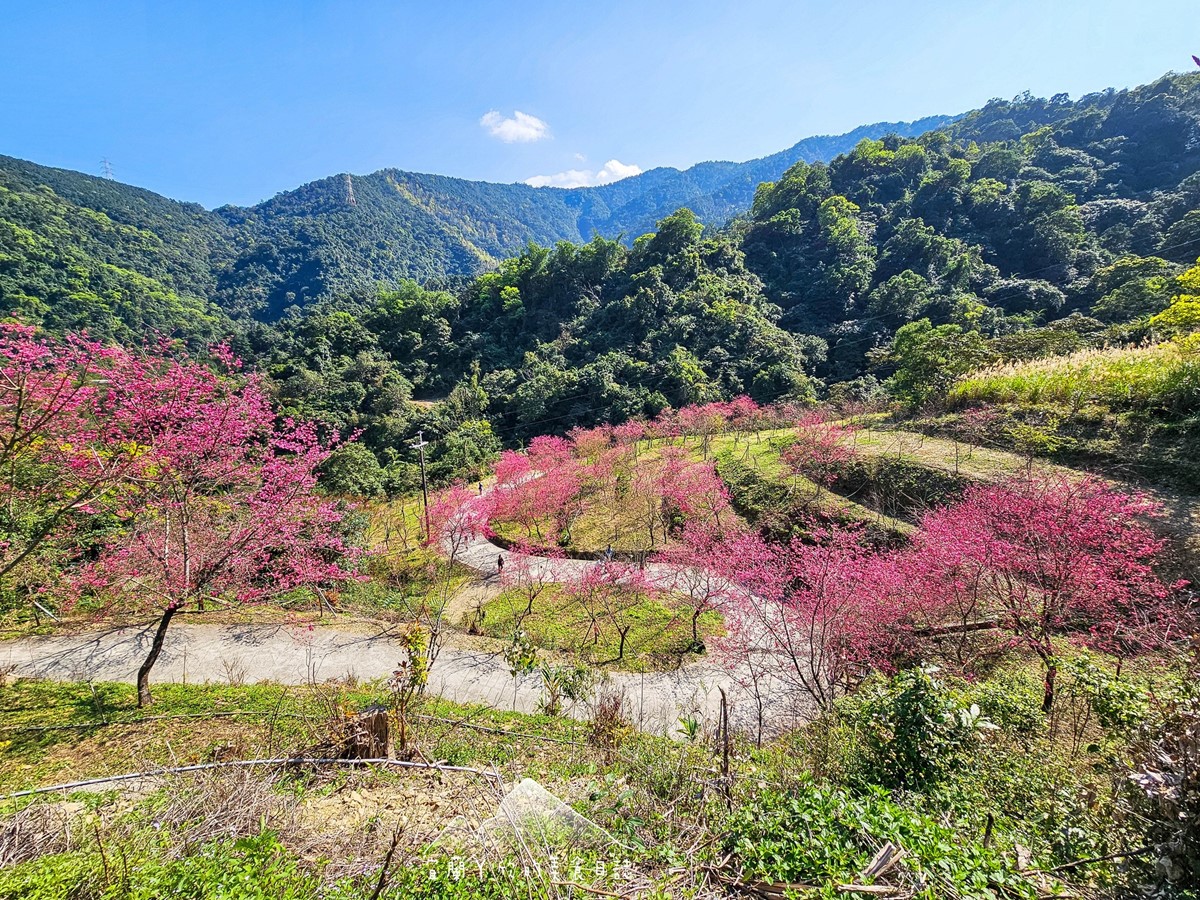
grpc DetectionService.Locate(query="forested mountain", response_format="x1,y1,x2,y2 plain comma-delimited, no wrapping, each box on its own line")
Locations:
739,72,1200,382
3,71,1200,487
0,155,235,343
548,114,956,241
1,115,950,322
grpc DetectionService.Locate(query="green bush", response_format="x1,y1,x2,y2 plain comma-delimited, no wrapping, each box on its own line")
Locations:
126,831,315,900
841,667,991,791
0,832,316,900
963,670,1046,735
0,852,94,900
723,782,1038,899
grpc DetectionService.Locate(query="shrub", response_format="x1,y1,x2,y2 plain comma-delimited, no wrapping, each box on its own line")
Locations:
723,781,1038,898
963,669,1046,735
841,667,992,791
1127,671,1200,889
0,831,316,900
0,852,93,900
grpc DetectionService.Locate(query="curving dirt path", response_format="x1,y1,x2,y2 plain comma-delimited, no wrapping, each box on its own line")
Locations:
11,431,1188,739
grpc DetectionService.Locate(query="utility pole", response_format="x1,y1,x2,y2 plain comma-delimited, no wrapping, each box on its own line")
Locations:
410,430,431,540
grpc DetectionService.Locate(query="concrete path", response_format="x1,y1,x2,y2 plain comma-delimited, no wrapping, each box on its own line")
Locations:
0,620,801,737
0,477,806,737
446,478,698,592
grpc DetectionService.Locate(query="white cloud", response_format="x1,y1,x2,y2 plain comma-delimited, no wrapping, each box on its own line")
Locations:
479,110,551,143
525,158,643,189
596,159,642,182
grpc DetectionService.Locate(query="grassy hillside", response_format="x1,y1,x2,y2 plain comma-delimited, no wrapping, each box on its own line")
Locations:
950,340,1200,413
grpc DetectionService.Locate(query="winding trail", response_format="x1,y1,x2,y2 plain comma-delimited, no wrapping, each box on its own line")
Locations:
0,620,768,736
10,430,1188,737
0,483,798,737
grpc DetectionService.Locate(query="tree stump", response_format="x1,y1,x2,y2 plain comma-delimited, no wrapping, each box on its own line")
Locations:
344,707,390,759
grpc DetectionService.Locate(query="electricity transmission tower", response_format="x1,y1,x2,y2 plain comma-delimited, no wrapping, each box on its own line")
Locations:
100,158,115,180
344,173,357,206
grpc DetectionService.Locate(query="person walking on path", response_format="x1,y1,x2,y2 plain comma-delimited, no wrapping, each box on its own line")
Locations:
496,553,504,577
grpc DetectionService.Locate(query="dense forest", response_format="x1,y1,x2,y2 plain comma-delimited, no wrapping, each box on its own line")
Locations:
3,72,1200,490
0,114,948,321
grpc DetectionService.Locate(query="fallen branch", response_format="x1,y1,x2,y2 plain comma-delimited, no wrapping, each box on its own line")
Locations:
707,841,908,899
368,827,404,900
1,756,502,801
861,842,905,880
913,619,999,637
708,869,816,899
549,881,623,898
1025,845,1156,875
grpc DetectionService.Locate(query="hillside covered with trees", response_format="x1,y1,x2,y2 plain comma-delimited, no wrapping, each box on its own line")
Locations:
0,115,949,321
4,61,1200,900
3,72,1200,493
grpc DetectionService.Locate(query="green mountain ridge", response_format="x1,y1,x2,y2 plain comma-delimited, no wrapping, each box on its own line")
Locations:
1,114,954,321
4,71,1200,489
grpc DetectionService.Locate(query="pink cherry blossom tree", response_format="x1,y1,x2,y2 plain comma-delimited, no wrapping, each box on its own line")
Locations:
780,412,859,498
657,520,741,647
658,449,733,537
72,346,357,705
914,474,1187,711
0,325,141,600
563,562,656,663
567,425,613,463
714,526,911,714
500,538,566,619
612,420,647,459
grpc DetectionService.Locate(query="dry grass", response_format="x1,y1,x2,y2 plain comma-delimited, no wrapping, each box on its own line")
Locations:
849,427,1035,483
0,800,85,867
948,340,1200,413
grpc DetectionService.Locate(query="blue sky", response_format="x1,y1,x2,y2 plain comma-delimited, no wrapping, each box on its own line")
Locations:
2,0,1197,208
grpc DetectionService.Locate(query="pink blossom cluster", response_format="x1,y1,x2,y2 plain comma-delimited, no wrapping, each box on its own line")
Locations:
479,422,733,553
709,473,1188,712
780,412,860,488
0,325,358,614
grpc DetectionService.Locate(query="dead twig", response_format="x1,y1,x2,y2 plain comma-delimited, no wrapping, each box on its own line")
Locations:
368,827,404,900
1,756,502,801
549,880,623,898
1025,845,1156,875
